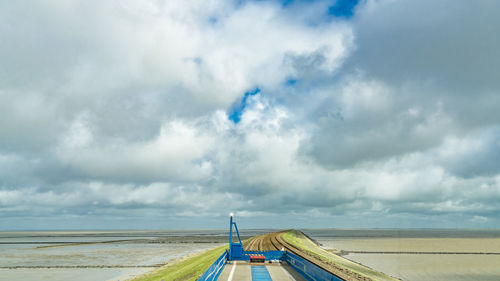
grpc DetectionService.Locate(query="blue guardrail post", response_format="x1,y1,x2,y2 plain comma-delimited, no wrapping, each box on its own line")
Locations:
228,213,244,260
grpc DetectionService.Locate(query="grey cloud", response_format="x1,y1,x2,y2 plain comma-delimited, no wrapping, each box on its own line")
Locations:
295,0,500,169
297,80,452,167
348,0,500,93
2,0,500,229
438,129,500,178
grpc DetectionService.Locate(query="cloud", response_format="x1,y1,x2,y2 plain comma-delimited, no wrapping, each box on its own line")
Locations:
437,130,500,178
347,0,500,93
55,116,215,183
1,0,500,229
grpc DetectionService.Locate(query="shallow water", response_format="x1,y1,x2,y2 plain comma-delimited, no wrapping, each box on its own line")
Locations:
346,253,500,281
321,237,500,252
304,229,500,281
0,268,152,281
0,230,231,281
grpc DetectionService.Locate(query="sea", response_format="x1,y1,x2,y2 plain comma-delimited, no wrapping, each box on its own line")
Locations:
303,229,500,281
1,229,500,281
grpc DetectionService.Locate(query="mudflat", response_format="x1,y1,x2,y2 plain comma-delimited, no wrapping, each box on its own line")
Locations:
313,232,500,281
0,230,231,281
322,238,500,252
346,253,500,281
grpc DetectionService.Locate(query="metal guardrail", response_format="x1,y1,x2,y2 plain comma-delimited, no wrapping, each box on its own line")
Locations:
198,250,228,281
285,251,343,281
199,249,344,281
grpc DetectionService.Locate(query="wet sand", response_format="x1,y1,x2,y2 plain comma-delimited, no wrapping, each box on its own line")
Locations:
346,253,500,281
321,238,500,253
0,268,152,281
314,233,500,281
0,230,232,281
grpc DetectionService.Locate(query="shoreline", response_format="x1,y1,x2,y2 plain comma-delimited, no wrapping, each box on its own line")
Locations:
2,229,500,281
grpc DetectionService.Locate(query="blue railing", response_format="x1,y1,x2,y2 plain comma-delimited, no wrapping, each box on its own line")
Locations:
199,249,345,281
285,251,343,281
198,250,228,281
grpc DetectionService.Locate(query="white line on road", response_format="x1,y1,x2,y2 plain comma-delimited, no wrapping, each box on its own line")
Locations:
227,262,237,281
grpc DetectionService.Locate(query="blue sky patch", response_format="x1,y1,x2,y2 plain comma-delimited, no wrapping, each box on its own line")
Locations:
228,88,261,123
328,0,359,18
286,78,298,86
238,0,360,22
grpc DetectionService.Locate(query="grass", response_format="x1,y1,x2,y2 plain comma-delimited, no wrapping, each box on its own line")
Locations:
131,245,227,281
282,230,398,281
130,230,397,281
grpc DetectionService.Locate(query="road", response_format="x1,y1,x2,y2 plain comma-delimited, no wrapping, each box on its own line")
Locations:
217,261,305,281
242,230,373,281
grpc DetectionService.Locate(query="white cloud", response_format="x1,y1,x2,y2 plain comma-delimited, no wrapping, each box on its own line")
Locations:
1,0,500,229
56,118,216,182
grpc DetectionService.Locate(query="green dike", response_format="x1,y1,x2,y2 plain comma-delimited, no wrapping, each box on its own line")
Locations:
131,245,227,281
282,230,398,281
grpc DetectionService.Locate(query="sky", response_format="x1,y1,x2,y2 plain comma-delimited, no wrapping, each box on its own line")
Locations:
1,0,500,230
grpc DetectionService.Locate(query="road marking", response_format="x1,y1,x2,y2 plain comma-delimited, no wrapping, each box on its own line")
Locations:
227,262,236,281
251,266,272,281
280,265,297,281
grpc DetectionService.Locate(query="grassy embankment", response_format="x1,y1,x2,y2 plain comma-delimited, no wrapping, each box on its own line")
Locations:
132,230,397,281
282,230,398,281
131,245,227,281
